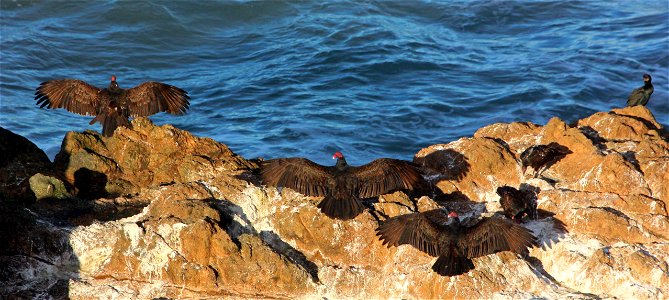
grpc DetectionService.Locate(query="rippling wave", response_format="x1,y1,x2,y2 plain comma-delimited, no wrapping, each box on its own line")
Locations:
1,1,667,165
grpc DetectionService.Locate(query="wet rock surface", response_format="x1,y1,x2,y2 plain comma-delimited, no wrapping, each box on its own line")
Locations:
1,108,667,299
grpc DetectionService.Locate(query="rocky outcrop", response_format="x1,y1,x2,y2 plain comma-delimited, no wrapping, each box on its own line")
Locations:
53,118,256,198
0,126,53,201
1,107,667,299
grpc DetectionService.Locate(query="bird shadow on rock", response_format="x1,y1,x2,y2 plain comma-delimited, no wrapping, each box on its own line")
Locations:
212,198,321,283
621,151,643,174
578,126,608,152
517,183,567,249
413,149,471,182
28,195,148,227
524,209,569,250
27,169,145,226
28,167,147,227
542,143,572,171
73,168,111,200
488,137,513,153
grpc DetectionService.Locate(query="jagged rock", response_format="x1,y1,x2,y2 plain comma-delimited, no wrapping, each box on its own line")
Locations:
53,117,256,198
1,107,668,299
474,121,542,154
68,191,316,298
0,126,53,201
0,202,76,299
576,106,663,142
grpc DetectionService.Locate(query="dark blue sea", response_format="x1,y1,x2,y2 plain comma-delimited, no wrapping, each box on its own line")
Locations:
1,1,668,165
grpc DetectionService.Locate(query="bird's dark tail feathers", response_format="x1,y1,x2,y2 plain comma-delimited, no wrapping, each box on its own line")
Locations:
90,109,131,137
432,254,475,277
317,194,365,220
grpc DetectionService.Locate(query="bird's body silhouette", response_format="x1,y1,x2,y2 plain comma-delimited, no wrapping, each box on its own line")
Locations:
376,209,538,276
497,186,537,222
260,152,424,220
35,75,189,137
520,142,572,178
627,74,653,107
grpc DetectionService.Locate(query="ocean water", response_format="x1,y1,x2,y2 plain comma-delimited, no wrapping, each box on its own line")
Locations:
1,0,667,165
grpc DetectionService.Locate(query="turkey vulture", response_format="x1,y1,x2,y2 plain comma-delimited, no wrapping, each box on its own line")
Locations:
497,186,537,222
260,151,424,220
627,73,653,107
35,75,190,137
376,209,537,276
520,142,571,178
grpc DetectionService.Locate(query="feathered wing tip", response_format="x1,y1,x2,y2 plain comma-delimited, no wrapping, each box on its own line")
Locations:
375,217,404,248
432,254,475,277
546,142,573,155
317,194,365,220
507,223,539,256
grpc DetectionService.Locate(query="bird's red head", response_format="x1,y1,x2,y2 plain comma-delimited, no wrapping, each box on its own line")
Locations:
111,75,117,82
332,151,344,160
448,211,459,218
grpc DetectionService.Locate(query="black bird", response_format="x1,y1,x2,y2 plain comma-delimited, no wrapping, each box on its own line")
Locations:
497,186,537,222
35,75,190,137
376,209,538,276
260,151,424,220
520,142,572,178
627,73,653,107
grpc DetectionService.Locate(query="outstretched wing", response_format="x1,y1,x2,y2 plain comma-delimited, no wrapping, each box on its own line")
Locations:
376,209,448,257
350,158,423,198
260,158,333,197
458,217,537,258
34,79,102,116
123,82,190,117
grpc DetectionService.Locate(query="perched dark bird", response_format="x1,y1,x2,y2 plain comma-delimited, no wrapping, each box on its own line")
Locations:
376,209,537,276
35,75,190,137
497,186,537,222
260,151,424,220
627,73,653,107
520,142,572,178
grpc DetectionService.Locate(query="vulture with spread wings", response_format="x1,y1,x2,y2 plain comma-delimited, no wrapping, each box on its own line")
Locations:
376,209,537,276
260,151,424,220
35,75,190,137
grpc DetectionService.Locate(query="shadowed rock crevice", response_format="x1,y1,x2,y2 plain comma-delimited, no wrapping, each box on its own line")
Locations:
216,199,321,283
74,168,110,199
620,151,643,174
